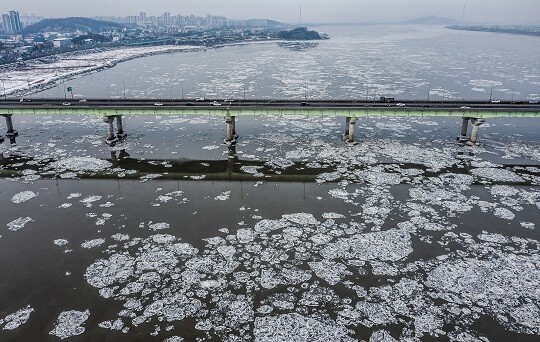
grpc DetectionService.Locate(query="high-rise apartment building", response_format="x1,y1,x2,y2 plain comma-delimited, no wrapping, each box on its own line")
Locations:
2,10,22,33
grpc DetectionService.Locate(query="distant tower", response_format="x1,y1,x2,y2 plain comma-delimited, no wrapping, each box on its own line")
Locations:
299,6,302,25
461,3,466,23
2,10,22,33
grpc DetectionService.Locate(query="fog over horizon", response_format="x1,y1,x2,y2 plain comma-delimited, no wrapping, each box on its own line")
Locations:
2,0,540,25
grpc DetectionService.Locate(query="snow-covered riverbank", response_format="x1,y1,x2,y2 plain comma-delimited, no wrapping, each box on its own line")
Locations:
0,45,202,97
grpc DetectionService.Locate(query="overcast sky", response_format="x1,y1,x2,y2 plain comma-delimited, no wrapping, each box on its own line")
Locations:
2,0,539,25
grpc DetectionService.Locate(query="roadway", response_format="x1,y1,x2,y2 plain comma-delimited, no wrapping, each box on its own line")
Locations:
1,98,539,118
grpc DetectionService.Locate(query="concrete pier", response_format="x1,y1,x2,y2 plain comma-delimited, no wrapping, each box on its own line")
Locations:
0,134,4,143
347,117,357,143
460,118,469,140
469,119,485,144
103,116,118,144
345,117,351,136
115,115,126,138
3,114,18,137
225,116,237,143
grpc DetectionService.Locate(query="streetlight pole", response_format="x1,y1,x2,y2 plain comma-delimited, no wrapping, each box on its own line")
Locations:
427,82,431,101
123,81,126,99
243,84,246,100
107,86,110,102
489,86,493,101
170,85,174,102
365,84,368,101
304,83,307,101
511,88,515,102
181,80,184,100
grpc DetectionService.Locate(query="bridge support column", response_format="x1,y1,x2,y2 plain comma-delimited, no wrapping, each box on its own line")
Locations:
103,116,118,144
459,117,469,141
347,117,357,143
345,117,351,136
115,115,126,138
469,119,484,144
3,114,18,137
225,116,237,143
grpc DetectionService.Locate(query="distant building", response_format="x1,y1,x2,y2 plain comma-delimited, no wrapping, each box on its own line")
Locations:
2,10,22,33
53,38,72,48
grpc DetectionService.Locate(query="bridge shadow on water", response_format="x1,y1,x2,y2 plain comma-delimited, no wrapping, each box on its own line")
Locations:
1,141,538,185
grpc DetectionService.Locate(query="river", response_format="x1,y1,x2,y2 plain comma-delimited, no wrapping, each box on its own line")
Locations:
1,25,539,341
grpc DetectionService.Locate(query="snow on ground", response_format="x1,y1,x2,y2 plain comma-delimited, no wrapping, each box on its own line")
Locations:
1,45,199,96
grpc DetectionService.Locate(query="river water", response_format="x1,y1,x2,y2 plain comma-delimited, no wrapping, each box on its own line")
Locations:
1,25,540,341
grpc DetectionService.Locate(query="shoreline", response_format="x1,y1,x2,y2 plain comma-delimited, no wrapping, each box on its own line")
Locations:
2,39,286,98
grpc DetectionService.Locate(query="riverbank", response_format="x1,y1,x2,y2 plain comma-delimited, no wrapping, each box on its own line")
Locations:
1,39,287,98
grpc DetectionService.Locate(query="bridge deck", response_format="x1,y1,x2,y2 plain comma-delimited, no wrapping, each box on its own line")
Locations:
1,99,539,119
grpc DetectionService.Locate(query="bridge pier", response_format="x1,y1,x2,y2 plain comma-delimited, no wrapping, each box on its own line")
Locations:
346,117,357,143
3,114,18,138
345,117,351,136
459,117,470,141
103,116,118,144
469,119,484,144
115,115,126,138
225,116,237,143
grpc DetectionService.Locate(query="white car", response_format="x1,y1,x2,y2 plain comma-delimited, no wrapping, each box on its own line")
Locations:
154,102,163,106
460,106,471,109
62,102,71,106
79,99,87,102
396,103,406,107
212,101,222,106
196,97,205,101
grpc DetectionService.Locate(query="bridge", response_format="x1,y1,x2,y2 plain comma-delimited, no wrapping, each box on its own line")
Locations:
1,98,539,145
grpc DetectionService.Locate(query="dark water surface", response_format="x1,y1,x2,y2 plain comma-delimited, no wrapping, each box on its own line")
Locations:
1,25,540,341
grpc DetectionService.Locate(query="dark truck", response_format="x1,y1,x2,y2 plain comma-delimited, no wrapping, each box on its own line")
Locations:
379,96,395,103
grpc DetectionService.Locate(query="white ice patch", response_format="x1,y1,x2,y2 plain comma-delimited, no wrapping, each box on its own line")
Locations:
2,306,34,330
321,229,412,261
202,145,220,150
149,222,170,231
7,217,33,231
282,213,319,225
51,157,112,172
309,260,352,285
471,168,524,183
493,207,515,220
80,196,102,208
254,314,354,341
214,191,231,201
322,212,345,219
81,239,106,249
49,310,90,339
11,191,38,204
54,239,69,246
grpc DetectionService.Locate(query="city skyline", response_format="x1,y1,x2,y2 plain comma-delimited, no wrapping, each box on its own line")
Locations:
1,0,540,25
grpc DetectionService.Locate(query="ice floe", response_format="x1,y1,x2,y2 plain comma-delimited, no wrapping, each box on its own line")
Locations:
11,191,38,204
49,310,90,339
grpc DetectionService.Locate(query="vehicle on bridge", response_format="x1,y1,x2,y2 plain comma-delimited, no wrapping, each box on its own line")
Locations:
379,96,395,103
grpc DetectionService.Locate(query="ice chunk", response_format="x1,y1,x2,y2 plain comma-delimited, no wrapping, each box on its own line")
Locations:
49,310,90,339
7,217,33,231
11,191,38,204
51,157,112,172
254,314,354,341
2,306,34,331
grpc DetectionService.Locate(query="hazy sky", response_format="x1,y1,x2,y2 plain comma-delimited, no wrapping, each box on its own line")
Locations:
1,0,539,25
